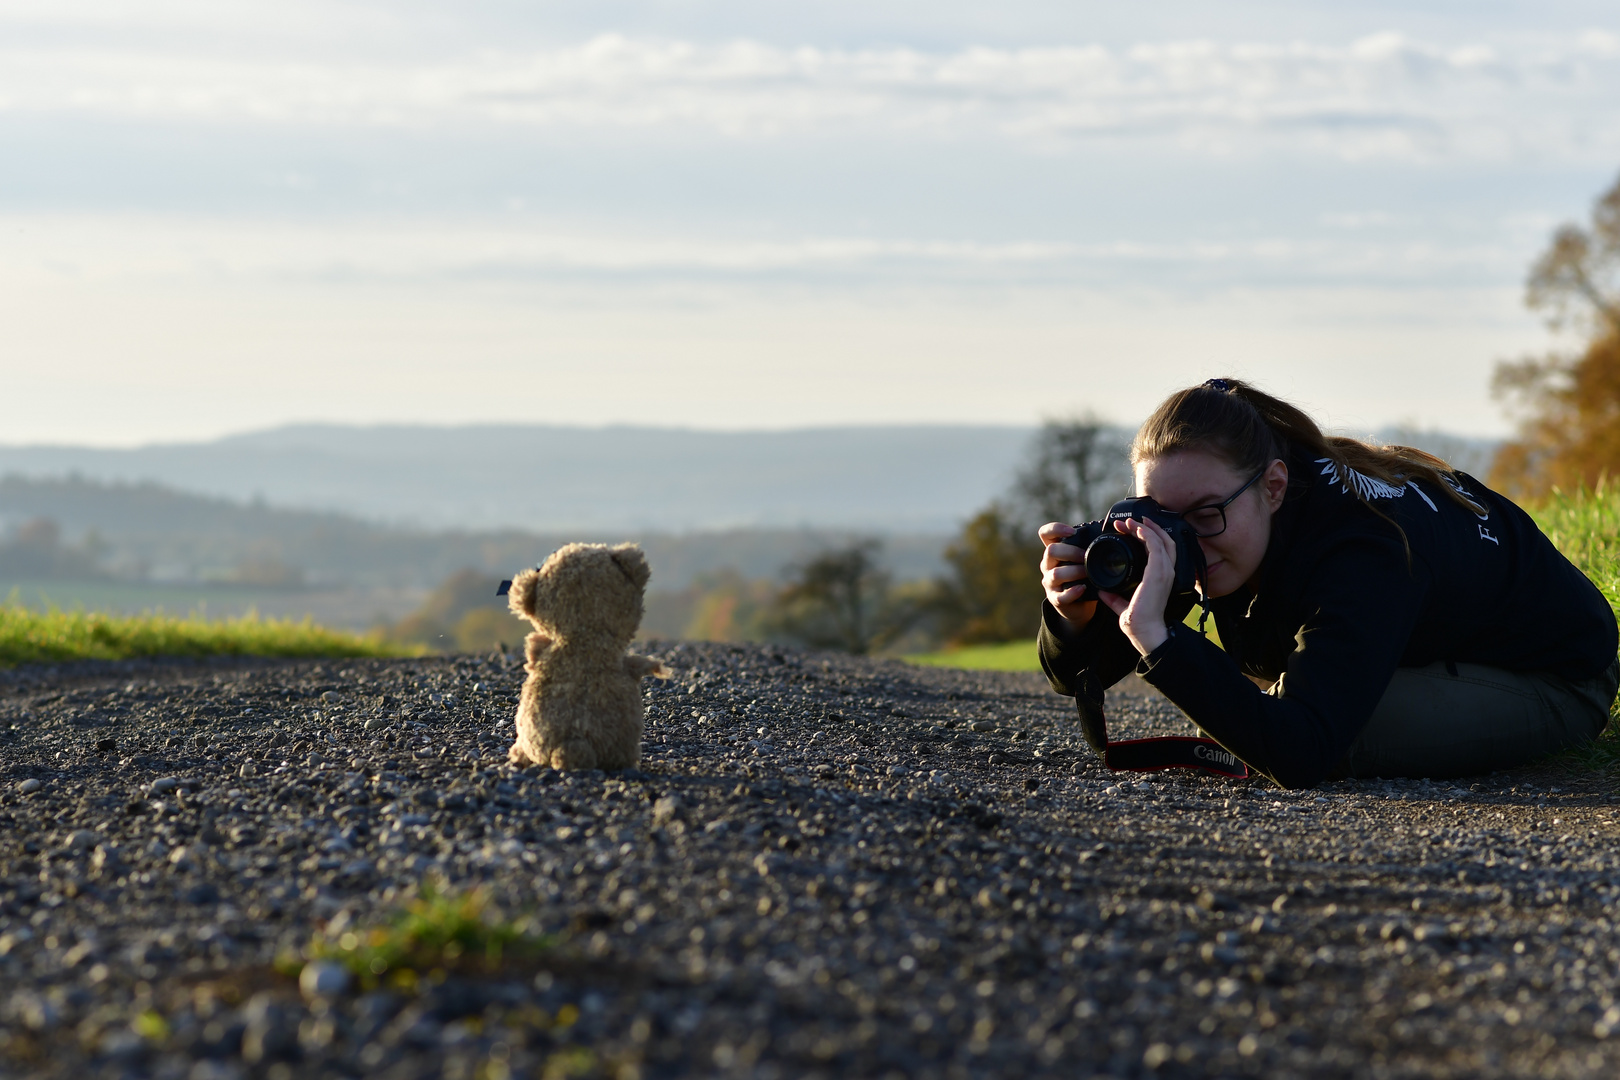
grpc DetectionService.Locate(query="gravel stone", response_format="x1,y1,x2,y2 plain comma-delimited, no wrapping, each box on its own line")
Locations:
299,960,351,1000
0,645,1618,1078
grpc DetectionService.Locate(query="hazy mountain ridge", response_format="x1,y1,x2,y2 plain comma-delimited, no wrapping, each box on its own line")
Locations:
0,474,954,592
0,422,1500,606
0,423,1038,533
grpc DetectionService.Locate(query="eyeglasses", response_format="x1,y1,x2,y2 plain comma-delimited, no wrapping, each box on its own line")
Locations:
1177,468,1266,538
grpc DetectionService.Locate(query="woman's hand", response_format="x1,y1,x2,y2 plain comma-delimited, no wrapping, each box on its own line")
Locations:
1039,522,1097,628
1096,516,1177,656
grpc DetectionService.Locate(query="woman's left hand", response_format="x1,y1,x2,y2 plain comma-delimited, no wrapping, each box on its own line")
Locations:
1096,516,1177,656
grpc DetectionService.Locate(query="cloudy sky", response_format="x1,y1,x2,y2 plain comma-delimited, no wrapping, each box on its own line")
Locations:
3,0,1618,445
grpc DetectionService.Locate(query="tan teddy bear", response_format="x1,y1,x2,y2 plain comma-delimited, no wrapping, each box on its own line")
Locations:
505,542,669,771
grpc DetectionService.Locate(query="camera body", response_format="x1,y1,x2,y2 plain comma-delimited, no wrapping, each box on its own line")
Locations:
1066,496,1206,599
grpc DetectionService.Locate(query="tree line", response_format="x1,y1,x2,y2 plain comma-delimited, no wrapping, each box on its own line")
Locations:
713,416,1132,655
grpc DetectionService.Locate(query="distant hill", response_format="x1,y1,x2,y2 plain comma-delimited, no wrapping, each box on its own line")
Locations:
0,474,955,591
0,422,1497,536
0,424,1039,533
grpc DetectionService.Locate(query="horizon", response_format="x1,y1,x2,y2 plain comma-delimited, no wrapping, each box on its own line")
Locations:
0,416,1508,454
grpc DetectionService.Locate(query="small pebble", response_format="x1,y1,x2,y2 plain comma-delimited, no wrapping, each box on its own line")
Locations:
149,777,180,794
17,778,41,794
65,830,100,853
300,960,352,1000
240,762,257,778
652,795,682,825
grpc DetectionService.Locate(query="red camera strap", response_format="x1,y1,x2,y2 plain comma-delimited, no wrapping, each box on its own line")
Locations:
1102,734,1250,779
1074,673,1251,780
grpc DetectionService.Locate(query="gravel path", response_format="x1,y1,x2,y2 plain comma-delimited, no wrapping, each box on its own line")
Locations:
1,642,1618,1079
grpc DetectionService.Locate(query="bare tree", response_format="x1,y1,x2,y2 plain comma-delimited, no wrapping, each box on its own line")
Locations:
766,541,915,655
1013,413,1129,526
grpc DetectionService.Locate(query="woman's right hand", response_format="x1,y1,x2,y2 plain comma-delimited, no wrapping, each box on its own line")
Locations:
1039,522,1097,628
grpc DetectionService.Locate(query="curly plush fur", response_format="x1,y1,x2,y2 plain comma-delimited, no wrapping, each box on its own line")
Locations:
505,542,669,771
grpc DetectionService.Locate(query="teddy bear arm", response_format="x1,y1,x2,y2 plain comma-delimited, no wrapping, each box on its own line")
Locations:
624,654,671,680
524,631,554,666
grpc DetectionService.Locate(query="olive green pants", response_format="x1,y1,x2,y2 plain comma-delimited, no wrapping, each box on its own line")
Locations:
1324,656,1620,781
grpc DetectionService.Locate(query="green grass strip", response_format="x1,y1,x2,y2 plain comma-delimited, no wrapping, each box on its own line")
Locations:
906,639,1043,672
0,603,407,668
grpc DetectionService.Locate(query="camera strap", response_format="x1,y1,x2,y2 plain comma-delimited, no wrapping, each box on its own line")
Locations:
1064,511,1244,778
1074,672,1251,780
1101,734,1250,779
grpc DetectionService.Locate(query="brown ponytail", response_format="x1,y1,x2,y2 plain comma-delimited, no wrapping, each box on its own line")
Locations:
1132,378,1486,558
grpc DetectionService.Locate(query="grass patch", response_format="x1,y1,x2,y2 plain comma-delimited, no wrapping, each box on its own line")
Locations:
1529,482,1620,625
906,639,1041,672
906,609,1216,672
0,602,406,667
1528,482,1620,769
292,885,554,992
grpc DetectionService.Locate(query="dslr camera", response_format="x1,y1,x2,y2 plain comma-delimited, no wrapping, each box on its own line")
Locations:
1063,496,1207,599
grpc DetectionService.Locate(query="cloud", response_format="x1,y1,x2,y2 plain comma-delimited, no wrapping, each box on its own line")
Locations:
0,31,1616,162
0,212,1529,291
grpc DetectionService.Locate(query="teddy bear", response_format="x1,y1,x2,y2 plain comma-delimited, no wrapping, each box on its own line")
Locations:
504,542,669,771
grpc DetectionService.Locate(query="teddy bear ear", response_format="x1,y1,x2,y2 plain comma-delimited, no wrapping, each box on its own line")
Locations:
507,568,542,620
608,544,651,590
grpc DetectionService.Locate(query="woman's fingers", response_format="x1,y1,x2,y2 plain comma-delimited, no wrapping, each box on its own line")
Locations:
1038,522,1081,574
1041,541,1085,573
1038,521,1076,545
1096,589,1129,617
1043,563,1082,592
1110,516,1176,656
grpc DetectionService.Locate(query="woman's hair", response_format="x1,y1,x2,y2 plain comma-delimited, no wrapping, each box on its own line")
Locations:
1132,377,1484,555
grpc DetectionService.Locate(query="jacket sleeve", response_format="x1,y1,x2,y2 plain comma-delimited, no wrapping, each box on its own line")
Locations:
1038,593,1198,751
1136,534,1428,789
1037,600,1140,698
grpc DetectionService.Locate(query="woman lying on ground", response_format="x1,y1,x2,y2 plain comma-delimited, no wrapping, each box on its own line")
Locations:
1037,378,1619,789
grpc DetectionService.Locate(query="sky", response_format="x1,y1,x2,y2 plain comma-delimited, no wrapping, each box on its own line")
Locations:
3,1,1618,445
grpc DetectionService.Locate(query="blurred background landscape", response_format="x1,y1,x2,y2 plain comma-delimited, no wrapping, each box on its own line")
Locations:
0,419,1503,656
2,1,1617,664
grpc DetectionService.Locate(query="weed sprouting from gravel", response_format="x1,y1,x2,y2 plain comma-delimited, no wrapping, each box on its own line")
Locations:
294,884,554,990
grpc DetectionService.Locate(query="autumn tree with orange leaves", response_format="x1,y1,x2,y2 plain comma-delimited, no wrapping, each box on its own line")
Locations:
1490,172,1620,499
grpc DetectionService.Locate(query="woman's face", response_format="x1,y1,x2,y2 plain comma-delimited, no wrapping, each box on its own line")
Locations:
1135,449,1289,598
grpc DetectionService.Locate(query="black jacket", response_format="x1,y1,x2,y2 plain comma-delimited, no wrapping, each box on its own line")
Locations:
1037,453,1618,789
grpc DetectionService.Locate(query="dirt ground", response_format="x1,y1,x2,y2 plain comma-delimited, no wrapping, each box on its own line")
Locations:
1,642,1617,1079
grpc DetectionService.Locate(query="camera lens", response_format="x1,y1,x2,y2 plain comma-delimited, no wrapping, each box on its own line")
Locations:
1084,534,1144,591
